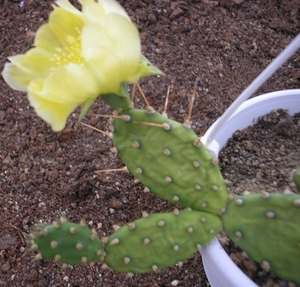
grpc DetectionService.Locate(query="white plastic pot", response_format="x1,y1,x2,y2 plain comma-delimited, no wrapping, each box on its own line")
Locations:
200,89,300,287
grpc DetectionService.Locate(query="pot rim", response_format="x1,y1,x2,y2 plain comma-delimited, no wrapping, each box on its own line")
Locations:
202,89,300,157
200,89,300,287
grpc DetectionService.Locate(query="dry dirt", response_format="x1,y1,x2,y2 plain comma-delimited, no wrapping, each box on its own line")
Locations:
0,0,300,286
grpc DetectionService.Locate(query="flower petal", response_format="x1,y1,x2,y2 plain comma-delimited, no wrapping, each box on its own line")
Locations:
83,44,122,94
28,79,79,131
2,61,29,92
33,7,84,56
55,0,82,16
2,48,61,92
33,24,61,55
30,64,100,105
82,14,140,86
127,54,165,83
78,0,94,9
46,7,84,49
81,2,106,23
101,0,131,21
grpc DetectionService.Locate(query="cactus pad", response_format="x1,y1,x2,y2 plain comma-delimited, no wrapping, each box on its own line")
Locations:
28,216,104,265
104,210,222,273
222,193,300,284
113,108,228,214
292,167,300,191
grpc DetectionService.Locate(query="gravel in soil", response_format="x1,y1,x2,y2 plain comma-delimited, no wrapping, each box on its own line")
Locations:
1,0,300,286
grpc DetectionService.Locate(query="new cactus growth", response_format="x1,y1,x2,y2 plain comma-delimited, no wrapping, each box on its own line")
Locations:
222,193,300,284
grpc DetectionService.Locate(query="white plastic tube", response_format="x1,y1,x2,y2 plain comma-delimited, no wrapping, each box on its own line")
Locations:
204,33,300,149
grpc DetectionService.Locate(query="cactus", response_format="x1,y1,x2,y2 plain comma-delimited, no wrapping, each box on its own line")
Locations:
112,108,228,214
29,211,221,273
222,193,300,284
26,92,300,284
3,0,299,283
28,216,104,266
28,193,300,284
104,210,221,273
292,166,300,191
24,87,300,284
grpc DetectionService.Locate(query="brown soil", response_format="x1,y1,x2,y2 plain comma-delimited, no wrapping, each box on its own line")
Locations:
0,0,299,287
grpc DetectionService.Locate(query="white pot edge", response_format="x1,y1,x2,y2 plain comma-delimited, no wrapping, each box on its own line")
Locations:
200,89,300,287
202,89,300,154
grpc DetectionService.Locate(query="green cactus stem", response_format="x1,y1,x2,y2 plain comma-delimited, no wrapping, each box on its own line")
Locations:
221,193,300,285
292,166,300,191
104,209,222,273
112,108,228,214
101,83,131,111
28,216,104,266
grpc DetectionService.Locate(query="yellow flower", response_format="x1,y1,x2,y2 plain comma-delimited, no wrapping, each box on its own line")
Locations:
2,0,163,131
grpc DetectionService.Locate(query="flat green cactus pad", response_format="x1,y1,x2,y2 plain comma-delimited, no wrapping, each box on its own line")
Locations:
222,193,300,285
104,210,222,273
29,217,104,265
113,109,228,214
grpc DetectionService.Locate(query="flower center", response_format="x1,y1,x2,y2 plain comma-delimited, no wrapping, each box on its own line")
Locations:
51,27,83,67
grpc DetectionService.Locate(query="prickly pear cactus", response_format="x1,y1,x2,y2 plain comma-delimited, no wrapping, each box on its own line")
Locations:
112,108,228,214
221,193,300,285
28,216,104,265
104,210,222,273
